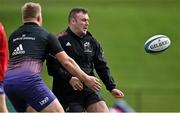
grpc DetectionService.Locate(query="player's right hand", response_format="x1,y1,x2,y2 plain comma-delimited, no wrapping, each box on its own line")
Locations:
69,77,83,91
111,88,124,98
84,76,101,92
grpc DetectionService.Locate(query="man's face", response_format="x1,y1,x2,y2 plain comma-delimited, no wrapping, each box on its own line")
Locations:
72,12,89,37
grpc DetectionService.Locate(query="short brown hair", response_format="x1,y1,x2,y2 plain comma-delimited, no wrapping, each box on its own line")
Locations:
68,7,88,23
22,2,41,20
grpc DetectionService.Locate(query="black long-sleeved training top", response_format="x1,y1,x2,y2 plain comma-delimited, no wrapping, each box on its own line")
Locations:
46,27,116,92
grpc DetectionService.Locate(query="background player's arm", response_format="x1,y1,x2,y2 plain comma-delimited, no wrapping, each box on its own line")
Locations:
48,34,101,92
94,41,116,92
46,53,83,91
93,40,124,98
46,53,72,82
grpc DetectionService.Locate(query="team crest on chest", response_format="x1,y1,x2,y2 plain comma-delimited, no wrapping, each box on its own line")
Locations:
84,42,92,52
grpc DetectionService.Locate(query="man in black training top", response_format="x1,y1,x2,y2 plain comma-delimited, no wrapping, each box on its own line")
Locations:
46,7,124,112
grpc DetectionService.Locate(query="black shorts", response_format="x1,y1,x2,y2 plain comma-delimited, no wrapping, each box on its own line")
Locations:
53,87,104,112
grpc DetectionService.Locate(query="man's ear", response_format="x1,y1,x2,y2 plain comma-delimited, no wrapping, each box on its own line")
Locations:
37,15,40,22
71,18,76,24
37,15,42,26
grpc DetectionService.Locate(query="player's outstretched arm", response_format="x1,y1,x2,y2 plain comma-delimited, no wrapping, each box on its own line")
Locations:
55,51,101,92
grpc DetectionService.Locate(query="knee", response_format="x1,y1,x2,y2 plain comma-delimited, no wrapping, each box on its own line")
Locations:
87,101,109,112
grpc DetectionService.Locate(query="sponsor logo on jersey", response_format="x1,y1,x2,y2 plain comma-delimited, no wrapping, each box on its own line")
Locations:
12,44,25,55
13,34,35,42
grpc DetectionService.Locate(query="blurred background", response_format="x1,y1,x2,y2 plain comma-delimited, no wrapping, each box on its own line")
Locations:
1,0,180,112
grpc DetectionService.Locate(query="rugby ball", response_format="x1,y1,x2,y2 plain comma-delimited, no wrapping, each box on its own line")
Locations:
144,35,171,53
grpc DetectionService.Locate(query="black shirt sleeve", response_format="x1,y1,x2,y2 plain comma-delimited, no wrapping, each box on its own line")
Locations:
46,53,72,82
93,39,116,92
46,34,72,83
47,33,64,55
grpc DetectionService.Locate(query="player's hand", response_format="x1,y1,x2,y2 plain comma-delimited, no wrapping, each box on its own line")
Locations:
111,88,124,98
84,76,101,92
69,77,83,91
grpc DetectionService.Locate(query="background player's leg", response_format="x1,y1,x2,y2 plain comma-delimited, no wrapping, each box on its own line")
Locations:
26,105,36,112
66,102,85,112
86,100,109,112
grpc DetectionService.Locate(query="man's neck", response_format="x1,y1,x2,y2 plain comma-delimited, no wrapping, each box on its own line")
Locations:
69,26,84,38
23,19,41,26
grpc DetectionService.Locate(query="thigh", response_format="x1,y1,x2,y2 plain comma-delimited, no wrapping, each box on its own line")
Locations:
41,98,64,112
6,93,28,112
65,102,85,112
24,77,57,112
26,105,36,112
84,91,109,112
0,81,8,112
26,99,64,112
86,100,109,112
4,82,28,112
0,93,8,112
4,74,58,112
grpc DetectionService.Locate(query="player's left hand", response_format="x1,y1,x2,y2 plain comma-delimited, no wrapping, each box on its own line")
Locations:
111,88,124,98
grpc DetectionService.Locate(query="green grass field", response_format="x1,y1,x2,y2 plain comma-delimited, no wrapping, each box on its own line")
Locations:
1,0,180,112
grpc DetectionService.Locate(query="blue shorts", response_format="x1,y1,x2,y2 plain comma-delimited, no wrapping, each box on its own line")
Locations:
0,81,4,94
4,71,56,112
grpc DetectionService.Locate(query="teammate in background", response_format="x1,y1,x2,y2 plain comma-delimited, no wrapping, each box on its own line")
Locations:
0,22,9,113
46,7,124,112
3,3,101,112
109,99,136,113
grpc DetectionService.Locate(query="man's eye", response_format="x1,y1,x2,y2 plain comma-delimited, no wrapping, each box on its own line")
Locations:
82,19,88,22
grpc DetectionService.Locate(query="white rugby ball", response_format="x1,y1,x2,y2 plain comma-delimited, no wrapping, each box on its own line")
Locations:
144,35,171,53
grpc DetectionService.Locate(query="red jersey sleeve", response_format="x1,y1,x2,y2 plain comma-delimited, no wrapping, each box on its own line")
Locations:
0,23,8,81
